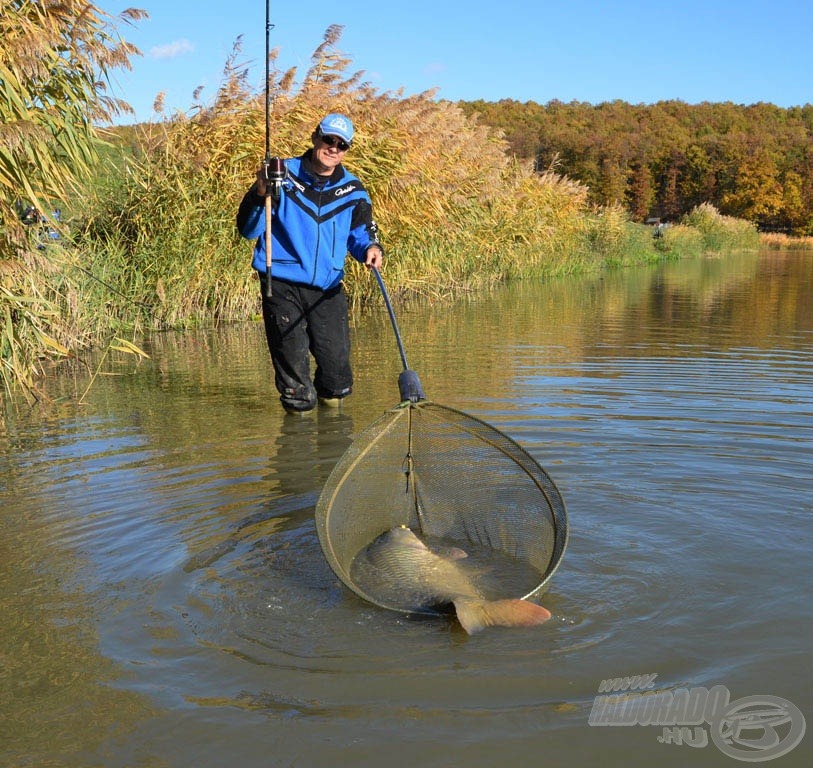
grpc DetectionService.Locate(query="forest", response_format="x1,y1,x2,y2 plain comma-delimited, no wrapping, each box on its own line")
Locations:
459,99,813,234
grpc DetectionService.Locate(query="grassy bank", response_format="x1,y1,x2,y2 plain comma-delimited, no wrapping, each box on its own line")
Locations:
2,28,759,403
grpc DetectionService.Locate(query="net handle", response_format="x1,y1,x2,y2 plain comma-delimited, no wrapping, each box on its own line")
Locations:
372,267,425,402
372,266,409,370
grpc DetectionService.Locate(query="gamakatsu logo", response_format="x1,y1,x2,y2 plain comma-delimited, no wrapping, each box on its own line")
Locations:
589,673,806,761
334,184,355,197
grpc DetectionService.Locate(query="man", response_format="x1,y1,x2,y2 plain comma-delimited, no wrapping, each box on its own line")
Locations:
237,113,384,413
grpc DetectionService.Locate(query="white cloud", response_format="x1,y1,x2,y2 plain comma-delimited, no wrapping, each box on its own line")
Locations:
149,39,194,60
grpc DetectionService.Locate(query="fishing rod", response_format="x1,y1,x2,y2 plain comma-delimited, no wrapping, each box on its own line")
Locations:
263,0,284,298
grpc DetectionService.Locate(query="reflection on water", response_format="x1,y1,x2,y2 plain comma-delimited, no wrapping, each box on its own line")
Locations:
1,251,812,767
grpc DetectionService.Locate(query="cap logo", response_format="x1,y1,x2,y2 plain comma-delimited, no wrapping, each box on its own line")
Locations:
325,116,350,134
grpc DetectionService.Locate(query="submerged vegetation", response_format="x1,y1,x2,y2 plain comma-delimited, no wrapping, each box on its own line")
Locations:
2,13,761,403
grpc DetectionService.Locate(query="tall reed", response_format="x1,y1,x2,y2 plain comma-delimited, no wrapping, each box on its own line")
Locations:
1,3,147,402
759,232,813,250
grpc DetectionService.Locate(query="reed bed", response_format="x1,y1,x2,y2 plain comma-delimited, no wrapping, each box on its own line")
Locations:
759,232,813,250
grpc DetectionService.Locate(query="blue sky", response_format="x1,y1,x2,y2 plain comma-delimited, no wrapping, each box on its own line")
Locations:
99,0,812,124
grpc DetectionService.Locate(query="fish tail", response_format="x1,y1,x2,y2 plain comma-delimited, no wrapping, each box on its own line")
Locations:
453,598,552,635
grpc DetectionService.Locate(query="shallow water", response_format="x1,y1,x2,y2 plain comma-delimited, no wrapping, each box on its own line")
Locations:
2,250,811,767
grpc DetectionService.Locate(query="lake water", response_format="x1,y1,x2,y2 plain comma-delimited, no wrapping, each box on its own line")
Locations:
2,250,811,767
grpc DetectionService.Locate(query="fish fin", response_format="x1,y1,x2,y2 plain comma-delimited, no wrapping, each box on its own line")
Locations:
453,598,552,635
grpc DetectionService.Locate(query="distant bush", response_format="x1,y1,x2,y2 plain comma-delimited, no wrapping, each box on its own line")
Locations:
681,203,760,252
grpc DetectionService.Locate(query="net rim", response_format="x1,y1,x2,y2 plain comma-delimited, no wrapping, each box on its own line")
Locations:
315,400,568,614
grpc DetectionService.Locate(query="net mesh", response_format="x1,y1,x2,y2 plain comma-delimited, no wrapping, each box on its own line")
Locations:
315,401,568,613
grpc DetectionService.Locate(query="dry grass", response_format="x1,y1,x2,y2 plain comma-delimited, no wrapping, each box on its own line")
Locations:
759,232,813,250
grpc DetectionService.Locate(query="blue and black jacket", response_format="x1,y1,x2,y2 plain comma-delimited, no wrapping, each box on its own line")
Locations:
236,150,382,290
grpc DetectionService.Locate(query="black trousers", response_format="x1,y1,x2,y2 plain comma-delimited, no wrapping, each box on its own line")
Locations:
261,278,353,411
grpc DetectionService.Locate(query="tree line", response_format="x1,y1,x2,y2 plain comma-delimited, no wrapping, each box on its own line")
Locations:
459,99,813,235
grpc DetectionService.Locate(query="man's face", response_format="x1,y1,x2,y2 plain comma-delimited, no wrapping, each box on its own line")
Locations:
311,131,349,175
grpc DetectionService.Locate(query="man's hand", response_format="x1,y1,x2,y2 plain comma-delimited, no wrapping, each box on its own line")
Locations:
364,246,384,269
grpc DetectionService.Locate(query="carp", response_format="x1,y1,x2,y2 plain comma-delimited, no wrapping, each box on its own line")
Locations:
358,526,551,634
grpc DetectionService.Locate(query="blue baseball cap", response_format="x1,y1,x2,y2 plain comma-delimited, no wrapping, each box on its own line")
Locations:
318,113,354,144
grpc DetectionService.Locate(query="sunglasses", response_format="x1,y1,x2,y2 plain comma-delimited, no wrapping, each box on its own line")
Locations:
319,134,350,152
